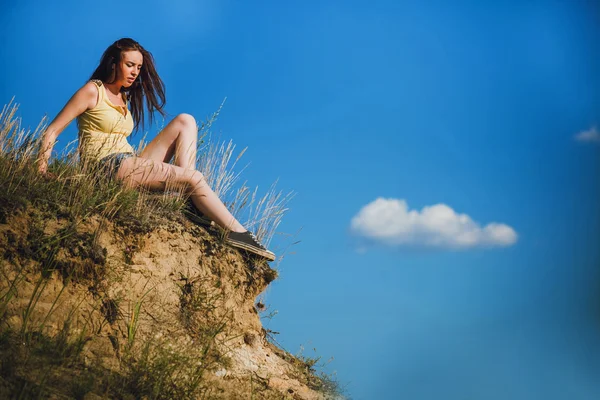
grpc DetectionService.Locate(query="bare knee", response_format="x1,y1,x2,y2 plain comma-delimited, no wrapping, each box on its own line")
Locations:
174,113,197,130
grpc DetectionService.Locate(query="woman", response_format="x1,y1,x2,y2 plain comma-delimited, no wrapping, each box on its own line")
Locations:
36,38,275,261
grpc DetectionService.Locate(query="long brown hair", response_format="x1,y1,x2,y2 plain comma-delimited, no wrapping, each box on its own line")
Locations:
90,38,166,132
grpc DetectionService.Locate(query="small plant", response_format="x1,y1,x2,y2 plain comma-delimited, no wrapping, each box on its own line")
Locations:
264,337,349,400
117,336,210,400
19,273,51,340
176,274,221,328
125,284,154,349
0,301,93,399
0,266,27,322
175,273,233,371
294,346,348,399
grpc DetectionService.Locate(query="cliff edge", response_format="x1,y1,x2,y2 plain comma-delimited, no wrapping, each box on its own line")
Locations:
0,101,341,399
0,206,335,399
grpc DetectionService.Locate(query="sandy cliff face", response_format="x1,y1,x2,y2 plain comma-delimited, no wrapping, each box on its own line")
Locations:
0,209,325,399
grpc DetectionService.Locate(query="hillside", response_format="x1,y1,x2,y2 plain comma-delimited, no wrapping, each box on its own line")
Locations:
0,101,342,399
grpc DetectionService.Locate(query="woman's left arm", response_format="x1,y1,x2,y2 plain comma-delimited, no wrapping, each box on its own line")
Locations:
37,82,97,174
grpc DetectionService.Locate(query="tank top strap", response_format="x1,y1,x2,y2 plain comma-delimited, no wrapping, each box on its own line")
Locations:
90,79,105,102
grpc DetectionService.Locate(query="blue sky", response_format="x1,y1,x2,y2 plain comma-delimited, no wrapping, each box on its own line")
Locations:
1,1,599,399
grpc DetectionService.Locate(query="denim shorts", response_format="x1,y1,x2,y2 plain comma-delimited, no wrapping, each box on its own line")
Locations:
97,152,134,179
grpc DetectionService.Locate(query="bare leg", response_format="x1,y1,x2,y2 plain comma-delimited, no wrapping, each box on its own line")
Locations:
119,113,245,232
116,157,246,232
139,113,197,169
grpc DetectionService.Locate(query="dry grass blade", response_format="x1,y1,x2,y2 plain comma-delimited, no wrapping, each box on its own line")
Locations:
197,136,248,199
196,133,296,247
0,98,296,254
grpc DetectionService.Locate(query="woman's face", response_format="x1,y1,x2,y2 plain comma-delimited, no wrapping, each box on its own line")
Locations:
116,50,143,88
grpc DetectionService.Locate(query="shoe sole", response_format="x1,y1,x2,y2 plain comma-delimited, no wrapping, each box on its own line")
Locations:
226,239,276,262
183,210,214,227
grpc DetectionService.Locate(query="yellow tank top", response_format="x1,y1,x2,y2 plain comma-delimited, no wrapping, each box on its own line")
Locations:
77,79,135,161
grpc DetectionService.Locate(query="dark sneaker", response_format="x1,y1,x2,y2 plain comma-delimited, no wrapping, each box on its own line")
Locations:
182,199,214,227
227,231,276,261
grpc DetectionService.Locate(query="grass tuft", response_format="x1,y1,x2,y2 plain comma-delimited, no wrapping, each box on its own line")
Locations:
0,98,324,399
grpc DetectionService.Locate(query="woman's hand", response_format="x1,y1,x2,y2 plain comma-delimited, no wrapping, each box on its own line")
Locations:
42,171,58,180
37,162,57,180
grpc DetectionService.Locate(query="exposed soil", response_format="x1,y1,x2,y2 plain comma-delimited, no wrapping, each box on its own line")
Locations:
0,208,329,399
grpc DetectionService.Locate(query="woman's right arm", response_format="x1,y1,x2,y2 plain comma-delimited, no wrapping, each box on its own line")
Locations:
37,82,99,174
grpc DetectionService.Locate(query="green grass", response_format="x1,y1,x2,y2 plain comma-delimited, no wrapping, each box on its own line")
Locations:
0,324,217,400
0,98,348,399
0,97,294,251
263,336,350,400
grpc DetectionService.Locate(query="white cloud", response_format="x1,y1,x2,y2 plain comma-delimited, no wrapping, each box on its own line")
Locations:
574,126,600,143
350,198,517,250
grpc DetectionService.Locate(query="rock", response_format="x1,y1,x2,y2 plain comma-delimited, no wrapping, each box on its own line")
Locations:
215,368,227,378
